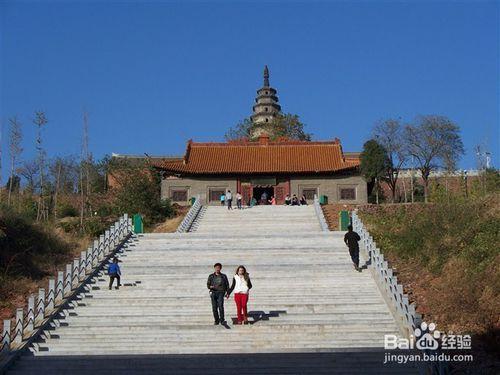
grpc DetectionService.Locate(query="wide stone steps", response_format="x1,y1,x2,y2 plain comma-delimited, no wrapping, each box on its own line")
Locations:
6,205,417,374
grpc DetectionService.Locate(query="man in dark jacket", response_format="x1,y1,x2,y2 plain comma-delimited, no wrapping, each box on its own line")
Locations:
207,263,230,325
344,225,361,271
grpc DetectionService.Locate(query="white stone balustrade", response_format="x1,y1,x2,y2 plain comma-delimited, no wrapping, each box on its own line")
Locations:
351,211,420,337
0,214,132,355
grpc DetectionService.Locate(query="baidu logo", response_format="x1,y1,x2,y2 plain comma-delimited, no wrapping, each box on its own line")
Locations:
384,322,441,350
414,322,440,350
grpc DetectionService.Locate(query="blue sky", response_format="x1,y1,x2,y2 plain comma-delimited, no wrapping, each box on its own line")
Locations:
0,0,498,181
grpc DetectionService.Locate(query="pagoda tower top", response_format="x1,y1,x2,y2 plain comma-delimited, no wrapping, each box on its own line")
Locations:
250,66,282,137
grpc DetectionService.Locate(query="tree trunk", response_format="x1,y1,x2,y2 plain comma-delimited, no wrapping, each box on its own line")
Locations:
422,175,429,203
402,177,408,203
8,157,14,205
390,180,397,203
411,174,414,203
375,177,379,204
80,164,84,228
54,163,62,219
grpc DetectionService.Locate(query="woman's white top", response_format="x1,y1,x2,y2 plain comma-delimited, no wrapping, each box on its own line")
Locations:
233,274,249,294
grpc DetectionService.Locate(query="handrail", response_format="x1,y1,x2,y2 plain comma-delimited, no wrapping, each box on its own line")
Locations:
313,194,329,232
176,195,202,233
351,210,420,338
0,214,133,366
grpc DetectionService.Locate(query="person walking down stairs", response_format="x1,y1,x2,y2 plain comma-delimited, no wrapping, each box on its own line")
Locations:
344,225,361,272
226,265,253,325
108,257,121,290
207,263,230,325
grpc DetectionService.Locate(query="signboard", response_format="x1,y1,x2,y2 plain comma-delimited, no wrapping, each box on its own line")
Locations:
251,177,276,186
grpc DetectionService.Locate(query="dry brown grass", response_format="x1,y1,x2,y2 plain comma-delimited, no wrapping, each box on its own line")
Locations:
151,206,188,233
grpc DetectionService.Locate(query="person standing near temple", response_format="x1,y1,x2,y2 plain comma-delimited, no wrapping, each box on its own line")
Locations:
236,191,243,209
207,263,230,325
226,190,233,210
300,195,307,205
220,192,226,206
344,225,361,271
227,265,253,325
261,191,268,205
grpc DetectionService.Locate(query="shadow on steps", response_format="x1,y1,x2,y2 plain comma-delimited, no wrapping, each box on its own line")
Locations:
6,351,421,374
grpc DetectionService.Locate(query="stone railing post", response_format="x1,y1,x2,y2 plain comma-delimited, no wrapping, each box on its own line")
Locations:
2,320,11,352
80,251,87,280
26,295,35,333
13,308,23,345
47,278,55,311
35,289,45,325
64,264,73,296
56,271,64,303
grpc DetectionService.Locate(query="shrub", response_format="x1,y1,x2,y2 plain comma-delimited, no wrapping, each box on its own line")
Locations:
83,217,108,237
58,203,79,218
0,207,72,280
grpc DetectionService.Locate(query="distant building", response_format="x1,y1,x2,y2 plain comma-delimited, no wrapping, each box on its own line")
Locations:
151,67,367,205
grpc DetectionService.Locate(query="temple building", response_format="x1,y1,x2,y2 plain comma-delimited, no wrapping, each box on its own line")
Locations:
152,67,367,205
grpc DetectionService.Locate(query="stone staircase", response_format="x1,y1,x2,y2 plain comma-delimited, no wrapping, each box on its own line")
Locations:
7,206,415,374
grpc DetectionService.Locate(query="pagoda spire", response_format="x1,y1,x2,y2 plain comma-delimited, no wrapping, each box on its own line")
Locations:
250,66,282,138
263,65,270,87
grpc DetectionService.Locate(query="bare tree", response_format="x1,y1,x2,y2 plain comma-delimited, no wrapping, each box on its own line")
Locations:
33,111,48,221
373,118,406,203
405,115,464,202
52,158,63,219
80,111,90,226
8,117,23,205
19,159,39,192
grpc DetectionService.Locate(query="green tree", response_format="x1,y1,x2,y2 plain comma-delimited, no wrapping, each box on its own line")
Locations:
225,113,312,141
107,159,174,227
360,139,390,204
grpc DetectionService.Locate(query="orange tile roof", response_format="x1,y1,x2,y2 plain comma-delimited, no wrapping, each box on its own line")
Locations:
152,138,360,175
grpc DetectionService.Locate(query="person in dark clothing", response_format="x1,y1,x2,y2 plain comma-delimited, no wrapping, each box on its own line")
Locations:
108,257,121,290
291,195,299,206
284,195,291,205
344,225,361,271
207,263,230,325
300,195,307,205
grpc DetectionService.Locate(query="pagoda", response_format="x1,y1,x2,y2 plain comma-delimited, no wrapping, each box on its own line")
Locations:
250,65,282,137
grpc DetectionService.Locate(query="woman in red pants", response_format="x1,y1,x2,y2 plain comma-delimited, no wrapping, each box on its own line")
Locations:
226,265,252,325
